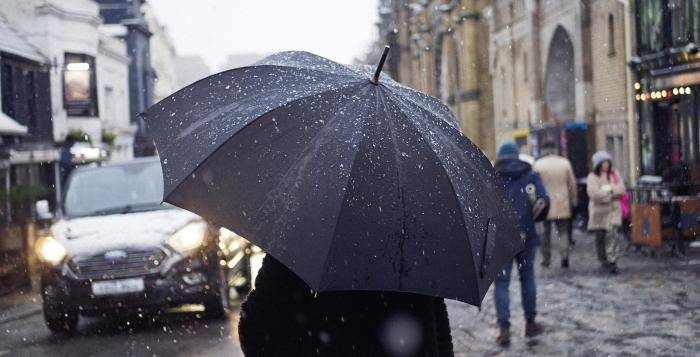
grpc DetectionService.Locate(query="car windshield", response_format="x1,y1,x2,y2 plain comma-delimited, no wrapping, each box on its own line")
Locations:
63,160,166,218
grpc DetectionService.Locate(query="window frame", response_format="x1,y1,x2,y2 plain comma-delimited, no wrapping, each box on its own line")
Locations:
63,52,99,117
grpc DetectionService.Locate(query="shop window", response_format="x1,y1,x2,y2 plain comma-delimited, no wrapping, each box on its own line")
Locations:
681,107,696,163
1,63,14,118
24,70,37,129
636,0,664,54
63,53,98,117
670,0,693,46
640,101,655,175
694,0,700,42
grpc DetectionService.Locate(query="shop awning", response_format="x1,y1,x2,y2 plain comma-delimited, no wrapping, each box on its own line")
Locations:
653,70,700,89
8,147,59,165
0,112,27,136
0,15,47,64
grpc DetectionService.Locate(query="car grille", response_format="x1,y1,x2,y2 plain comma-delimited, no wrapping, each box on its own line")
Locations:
68,248,166,279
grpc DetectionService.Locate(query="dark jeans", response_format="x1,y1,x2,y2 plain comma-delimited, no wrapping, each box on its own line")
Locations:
494,244,537,328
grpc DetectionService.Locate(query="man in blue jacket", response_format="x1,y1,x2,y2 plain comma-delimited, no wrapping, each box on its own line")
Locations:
492,141,549,346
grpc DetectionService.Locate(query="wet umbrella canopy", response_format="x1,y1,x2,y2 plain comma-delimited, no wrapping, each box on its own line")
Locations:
142,49,523,306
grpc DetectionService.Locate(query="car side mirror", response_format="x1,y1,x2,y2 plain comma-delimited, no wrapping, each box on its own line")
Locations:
35,200,54,221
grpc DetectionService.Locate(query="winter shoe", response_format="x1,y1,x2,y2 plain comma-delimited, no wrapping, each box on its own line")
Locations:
496,326,511,346
609,262,619,274
561,258,569,269
525,321,544,338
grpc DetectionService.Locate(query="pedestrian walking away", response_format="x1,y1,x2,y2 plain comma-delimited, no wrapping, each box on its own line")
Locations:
533,141,577,269
492,142,550,346
587,151,626,274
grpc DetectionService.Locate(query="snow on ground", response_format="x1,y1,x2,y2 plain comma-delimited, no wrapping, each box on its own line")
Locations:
447,230,700,356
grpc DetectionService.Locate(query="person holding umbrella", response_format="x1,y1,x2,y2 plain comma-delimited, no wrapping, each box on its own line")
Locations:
239,254,454,356
142,48,526,356
493,142,549,346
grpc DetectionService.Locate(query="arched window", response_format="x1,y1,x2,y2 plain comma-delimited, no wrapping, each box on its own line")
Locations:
544,26,575,122
608,14,616,56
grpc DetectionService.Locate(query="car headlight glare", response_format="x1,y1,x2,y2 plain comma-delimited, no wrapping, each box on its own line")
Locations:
36,236,67,265
168,222,208,254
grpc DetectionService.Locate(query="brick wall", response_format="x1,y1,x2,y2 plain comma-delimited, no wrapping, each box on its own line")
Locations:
590,0,628,116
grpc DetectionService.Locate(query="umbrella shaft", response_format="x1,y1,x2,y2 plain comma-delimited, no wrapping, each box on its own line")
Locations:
371,46,391,85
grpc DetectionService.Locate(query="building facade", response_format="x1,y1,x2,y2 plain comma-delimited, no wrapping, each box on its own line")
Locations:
95,0,155,157
377,0,496,158
0,0,133,160
632,0,700,189
0,13,57,292
143,2,178,103
488,0,633,179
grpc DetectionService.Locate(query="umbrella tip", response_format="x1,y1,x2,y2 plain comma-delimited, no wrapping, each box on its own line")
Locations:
370,45,390,85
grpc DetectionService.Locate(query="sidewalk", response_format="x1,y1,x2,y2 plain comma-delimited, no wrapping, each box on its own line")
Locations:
0,290,42,325
447,230,700,356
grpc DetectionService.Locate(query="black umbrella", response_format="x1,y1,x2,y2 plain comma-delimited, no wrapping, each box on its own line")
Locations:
142,48,522,306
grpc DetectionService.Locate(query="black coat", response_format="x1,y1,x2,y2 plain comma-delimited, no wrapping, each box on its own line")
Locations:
239,255,454,357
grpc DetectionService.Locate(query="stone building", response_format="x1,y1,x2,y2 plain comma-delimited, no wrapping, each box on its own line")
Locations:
376,0,496,158
0,0,133,160
489,0,633,178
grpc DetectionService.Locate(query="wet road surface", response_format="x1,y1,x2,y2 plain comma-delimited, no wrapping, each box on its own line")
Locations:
2,230,699,356
0,307,243,356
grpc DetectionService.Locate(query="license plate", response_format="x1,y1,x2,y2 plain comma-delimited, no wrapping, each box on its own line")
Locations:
91,278,145,296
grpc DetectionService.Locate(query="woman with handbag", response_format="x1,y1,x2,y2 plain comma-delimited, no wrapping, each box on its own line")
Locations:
587,151,626,274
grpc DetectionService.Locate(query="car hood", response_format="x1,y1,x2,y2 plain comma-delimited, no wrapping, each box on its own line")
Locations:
51,209,201,257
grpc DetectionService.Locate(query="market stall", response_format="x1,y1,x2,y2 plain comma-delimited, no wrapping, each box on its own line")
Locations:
630,178,700,254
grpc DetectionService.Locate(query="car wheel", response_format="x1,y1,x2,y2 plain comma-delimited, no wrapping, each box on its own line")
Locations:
203,268,229,319
43,300,78,334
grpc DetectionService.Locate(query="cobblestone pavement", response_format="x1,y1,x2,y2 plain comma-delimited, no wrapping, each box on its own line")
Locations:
2,231,698,356
447,231,700,356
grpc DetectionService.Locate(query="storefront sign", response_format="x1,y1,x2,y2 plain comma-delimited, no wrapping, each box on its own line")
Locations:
654,71,700,89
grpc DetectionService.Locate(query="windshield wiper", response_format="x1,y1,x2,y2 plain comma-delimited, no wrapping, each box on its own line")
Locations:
91,203,163,216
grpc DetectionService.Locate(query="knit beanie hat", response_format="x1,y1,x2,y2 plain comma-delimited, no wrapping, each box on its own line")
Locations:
497,141,520,160
592,150,612,170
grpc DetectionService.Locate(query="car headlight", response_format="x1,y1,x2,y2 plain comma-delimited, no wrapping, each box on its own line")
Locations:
167,221,208,255
35,236,67,265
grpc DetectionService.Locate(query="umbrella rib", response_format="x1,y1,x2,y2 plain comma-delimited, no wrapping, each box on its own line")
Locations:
316,97,373,290
381,84,462,132
162,79,367,199
248,83,371,227
383,89,482,302
377,90,411,290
